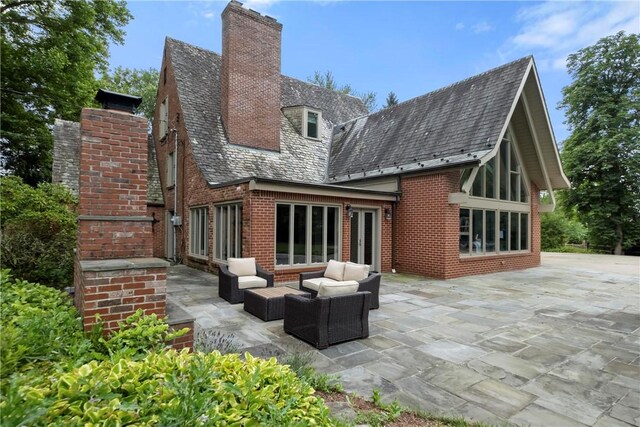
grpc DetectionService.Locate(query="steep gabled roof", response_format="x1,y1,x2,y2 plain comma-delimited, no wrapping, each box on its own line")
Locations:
166,37,367,185
328,57,532,182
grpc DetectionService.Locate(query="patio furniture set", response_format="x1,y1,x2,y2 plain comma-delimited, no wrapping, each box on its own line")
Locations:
218,258,381,349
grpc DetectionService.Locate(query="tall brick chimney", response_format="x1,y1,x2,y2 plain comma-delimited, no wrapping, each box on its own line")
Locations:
221,0,282,151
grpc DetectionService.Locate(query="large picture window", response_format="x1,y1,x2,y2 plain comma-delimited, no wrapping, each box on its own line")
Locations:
215,203,242,260
276,203,339,266
190,207,208,258
459,130,530,256
460,208,528,255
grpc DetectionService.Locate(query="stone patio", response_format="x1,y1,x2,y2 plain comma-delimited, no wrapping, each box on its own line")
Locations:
167,253,640,427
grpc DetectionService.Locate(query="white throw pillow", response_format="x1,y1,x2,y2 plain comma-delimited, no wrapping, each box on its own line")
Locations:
324,259,346,281
343,262,370,281
228,257,257,277
317,280,359,297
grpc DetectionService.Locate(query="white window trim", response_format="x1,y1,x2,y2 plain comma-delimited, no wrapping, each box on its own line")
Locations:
275,202,341,267
166,151,175,188
159,97,168,139
189,206,209,259
303,108,322,141
213,202,243,262
459,127,532,257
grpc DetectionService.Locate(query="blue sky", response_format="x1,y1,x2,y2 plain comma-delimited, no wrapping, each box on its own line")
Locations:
108,0,639,143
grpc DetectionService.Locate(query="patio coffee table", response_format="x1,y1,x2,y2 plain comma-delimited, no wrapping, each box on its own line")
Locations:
244,287,309,321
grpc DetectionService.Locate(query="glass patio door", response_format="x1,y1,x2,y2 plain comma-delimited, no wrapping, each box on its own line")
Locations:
349,209,378,270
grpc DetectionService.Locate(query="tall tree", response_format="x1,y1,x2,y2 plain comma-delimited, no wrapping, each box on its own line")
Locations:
99,67,159,121
559,31,640,254
383,91,399,108
308,70,377,112
1,0,131,185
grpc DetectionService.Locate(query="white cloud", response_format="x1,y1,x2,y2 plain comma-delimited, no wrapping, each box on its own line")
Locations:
455,22,465,30
471,21,493,34
504,1,639,71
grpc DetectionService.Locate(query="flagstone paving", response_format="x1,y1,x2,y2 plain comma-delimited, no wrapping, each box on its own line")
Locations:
167,253,640,426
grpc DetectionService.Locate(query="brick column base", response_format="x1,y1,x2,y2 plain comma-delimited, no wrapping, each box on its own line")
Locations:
75,257,169,333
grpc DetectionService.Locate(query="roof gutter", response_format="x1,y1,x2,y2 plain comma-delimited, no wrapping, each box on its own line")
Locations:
209,177,399,201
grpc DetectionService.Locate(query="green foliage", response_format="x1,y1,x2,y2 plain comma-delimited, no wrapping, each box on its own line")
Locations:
3,350,332,426
0,176,77,289
383,91,399,109
0,272,333,426
195,329,239,354
1,0,132,185
351,389,402,427
280,351,343,393
308,70,378,112
99,67,159,120
0,270,88,381
100,310,188,360
559,31,640,254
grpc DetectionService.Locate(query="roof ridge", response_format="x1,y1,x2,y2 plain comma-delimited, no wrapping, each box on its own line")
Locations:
374,55,532,116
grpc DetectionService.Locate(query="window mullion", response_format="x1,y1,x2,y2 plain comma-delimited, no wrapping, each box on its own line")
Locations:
289,204,294,266
323,206,328,263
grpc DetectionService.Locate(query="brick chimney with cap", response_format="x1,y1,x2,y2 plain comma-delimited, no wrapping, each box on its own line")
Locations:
221,0,282,151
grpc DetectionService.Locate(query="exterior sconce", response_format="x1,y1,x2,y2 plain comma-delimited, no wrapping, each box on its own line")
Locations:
384,208,392,220
345,204,353,218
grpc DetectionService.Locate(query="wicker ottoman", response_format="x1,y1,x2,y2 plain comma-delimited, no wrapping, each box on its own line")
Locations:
244,287,309,321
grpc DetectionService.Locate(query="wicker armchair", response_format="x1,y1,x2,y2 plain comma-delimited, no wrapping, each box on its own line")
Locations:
299,270,381,309
283,291,371,349
218,263,274,304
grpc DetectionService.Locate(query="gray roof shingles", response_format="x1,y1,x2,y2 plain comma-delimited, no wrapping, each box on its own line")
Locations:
328,56,532,182
166,37,367,185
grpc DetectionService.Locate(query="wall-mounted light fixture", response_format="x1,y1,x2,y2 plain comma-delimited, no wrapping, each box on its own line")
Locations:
384,207,392,220
345,204,354,218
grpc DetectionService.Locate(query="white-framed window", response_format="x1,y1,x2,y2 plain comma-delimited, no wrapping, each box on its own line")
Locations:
459,130,530,256
460,208,529,255
303,108,321,140
189,206,208,258
159,97,168,138
214,203,242,261
275,203,339,266
166,151,175,188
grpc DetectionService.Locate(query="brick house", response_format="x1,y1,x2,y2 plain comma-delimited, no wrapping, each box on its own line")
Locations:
55,0,569,283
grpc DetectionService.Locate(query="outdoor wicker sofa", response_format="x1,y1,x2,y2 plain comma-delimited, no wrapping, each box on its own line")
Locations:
283,291,371,349
218,258,274,304
299,262,381,309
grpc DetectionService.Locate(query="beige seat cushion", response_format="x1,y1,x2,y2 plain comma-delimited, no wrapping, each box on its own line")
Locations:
317,280,359,297
238,275,267,290
343,262,370,281
324,259,346,281
302,277,337,292
228,257,257,277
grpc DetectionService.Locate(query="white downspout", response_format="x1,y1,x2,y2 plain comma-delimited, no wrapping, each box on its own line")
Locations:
172,128,178,263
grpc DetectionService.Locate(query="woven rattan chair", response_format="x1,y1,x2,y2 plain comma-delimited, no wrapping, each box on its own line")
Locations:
283,291,371,349
299,270,381,309
218,262,274,304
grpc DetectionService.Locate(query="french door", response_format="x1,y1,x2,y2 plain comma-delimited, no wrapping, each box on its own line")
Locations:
349,209,378,270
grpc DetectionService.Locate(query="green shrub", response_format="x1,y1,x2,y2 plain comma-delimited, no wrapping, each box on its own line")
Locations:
3,350,332,426
541,211,569,250
0,270,88,380
0,176,77,289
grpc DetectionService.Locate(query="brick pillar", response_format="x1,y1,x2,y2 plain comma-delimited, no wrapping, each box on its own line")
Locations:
74,104,176,336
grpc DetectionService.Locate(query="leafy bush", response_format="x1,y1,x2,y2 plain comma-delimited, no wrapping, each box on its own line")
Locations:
0,270,89,380
0,176,77,289
280,351,343,393
1,272,333,426
541,211,569,250
3,350,332,426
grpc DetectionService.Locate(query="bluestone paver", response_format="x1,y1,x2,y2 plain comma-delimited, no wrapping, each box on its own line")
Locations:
167,252,640,426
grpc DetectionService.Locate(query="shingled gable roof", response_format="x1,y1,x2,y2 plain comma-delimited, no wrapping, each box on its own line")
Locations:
328,56,542,183
51,119,164,205
165,37,367,186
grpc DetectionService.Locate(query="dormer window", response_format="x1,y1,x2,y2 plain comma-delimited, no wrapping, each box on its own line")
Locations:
304,109,321,140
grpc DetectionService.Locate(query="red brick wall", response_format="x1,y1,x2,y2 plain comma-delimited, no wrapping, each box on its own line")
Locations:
168,320,195,351
148,205,165,258
221,2,282,151
396,171,541,279
78,266,167,332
